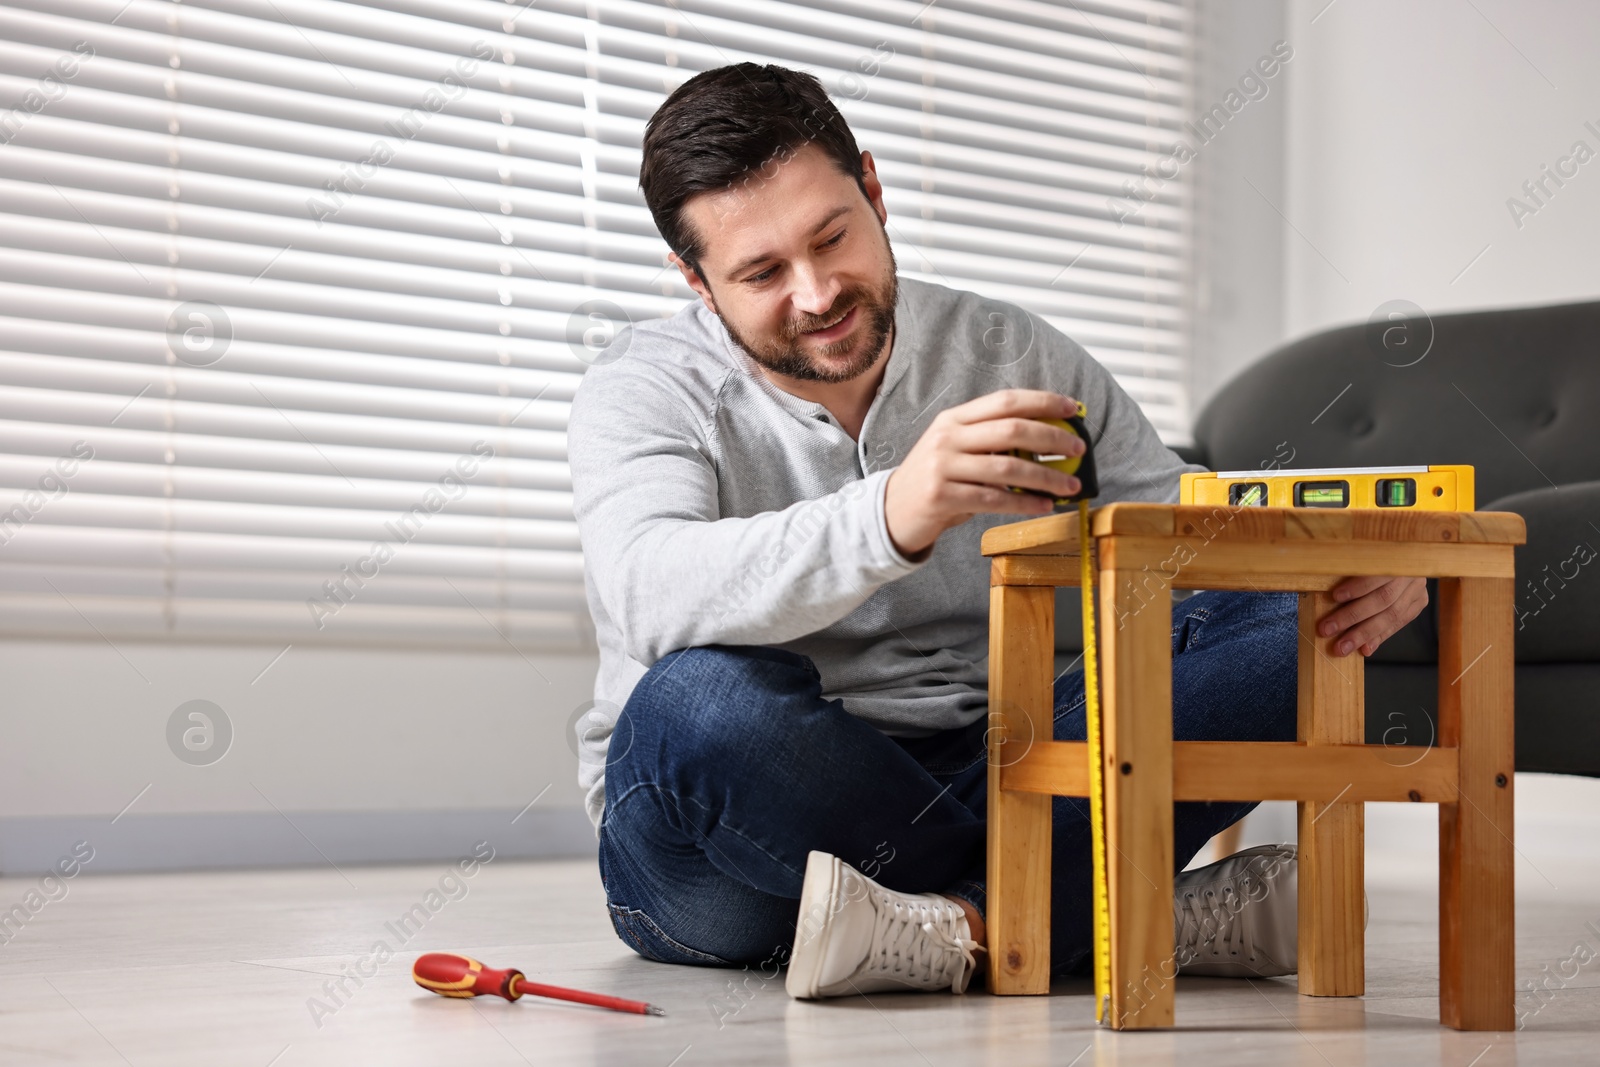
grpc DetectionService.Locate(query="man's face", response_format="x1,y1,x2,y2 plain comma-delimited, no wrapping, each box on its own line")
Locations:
674,143,897,384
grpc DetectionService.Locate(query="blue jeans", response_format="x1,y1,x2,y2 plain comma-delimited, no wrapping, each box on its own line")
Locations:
597,589,1300,976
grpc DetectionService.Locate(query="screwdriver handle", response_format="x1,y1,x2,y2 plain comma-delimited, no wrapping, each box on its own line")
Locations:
412,952,666,1016
413,952,523,1001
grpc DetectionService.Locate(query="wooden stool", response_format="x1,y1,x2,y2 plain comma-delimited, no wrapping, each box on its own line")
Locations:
982,503,1523,1030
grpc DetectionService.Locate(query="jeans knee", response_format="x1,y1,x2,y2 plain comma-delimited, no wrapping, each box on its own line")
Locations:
607,901,741,967
614,645,819,774
1261,592,1300,668
1184,590,1297,663
1170,591,1299,743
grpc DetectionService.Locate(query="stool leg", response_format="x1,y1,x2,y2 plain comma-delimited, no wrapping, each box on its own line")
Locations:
1100,565,1174,1028
1296,591,1365,997
1437,576,1515,1030
986,582,1054,995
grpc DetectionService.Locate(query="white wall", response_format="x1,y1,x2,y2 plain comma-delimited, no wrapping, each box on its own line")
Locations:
1281,0,1600,339
1192,0,1600,410
1194,0,1600,855
0,640,597,873
1189,0,1290,415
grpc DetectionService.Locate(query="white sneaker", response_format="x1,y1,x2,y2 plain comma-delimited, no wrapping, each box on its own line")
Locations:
1173,844,1299,978
785,850,981,999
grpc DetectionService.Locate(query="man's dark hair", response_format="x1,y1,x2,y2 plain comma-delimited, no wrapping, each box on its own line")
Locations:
639,63,868,279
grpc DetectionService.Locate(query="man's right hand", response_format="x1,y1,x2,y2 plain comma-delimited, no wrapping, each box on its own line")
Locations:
883,389,1086,560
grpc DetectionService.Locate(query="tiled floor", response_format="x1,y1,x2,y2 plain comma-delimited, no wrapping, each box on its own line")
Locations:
4,775,1597,1065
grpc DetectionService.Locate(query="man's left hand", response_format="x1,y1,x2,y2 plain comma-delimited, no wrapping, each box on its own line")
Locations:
1318,576,1429,657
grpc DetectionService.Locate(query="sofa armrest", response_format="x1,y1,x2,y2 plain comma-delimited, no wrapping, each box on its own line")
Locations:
1486,480,1600,662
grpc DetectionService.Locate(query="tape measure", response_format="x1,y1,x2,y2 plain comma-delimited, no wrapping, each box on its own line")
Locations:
1008,405,1111,1023
1005,400,1100,507
1078,497,1110,1024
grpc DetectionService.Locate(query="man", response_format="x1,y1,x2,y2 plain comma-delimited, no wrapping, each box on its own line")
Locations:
567,63,1427,999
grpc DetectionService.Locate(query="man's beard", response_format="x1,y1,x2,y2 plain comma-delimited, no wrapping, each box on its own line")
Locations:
718,248,898,384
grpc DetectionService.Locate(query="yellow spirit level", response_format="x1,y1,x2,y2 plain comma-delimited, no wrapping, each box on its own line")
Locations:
1180,465,1475,512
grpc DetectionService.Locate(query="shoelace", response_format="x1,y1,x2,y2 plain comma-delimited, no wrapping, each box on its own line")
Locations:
865,892,979,993
919,921,979,993
1174,881,1258,966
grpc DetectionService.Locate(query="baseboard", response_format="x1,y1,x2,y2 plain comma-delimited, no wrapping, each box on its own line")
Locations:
0,807,597,876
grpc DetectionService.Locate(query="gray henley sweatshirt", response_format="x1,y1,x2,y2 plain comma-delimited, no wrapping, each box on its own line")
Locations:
567,276,1206,830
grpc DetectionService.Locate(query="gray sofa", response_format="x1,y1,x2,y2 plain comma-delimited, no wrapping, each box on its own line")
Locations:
1166,299,1600,776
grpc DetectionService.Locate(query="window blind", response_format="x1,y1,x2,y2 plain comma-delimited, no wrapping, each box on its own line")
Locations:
0,0,1191,648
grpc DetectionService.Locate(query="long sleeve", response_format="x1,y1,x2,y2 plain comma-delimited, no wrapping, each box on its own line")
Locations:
568,361,930,668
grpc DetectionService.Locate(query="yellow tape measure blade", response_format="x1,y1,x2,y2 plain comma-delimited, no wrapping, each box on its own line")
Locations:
1079,501,1111,1024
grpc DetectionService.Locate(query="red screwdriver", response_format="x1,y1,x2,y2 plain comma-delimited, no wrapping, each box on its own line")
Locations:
413,952,666,1016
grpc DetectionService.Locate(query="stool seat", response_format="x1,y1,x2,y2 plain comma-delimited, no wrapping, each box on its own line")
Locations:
981,503,1523,1031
